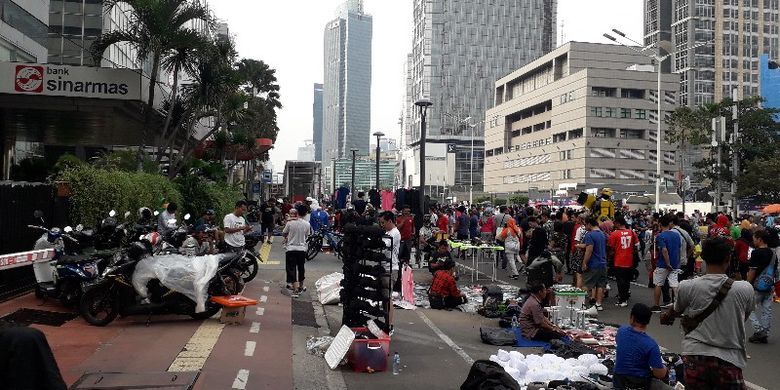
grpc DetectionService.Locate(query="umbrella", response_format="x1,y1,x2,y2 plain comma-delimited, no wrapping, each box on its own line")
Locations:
762,204,780,214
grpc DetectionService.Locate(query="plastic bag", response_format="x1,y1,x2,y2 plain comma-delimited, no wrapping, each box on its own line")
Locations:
315,272,343,305
306,336,334,357
480,327,516,346
132,254,221,313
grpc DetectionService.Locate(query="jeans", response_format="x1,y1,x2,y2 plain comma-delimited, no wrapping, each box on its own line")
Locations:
750,292,773,337
613,267,633,303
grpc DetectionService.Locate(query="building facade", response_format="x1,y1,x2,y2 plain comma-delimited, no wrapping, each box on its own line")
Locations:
0,0,48,63
646,0,780,107
643,0,673,72
484,42,680,195
322,0,372,167
401,0,557,191
297,140,316,162
312,83,324,161
325,158,395,194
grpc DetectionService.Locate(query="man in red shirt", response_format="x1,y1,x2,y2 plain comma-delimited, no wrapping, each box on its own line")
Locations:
428,260,467,309
608,216,639,307
436,209,450,240
396,205,415,266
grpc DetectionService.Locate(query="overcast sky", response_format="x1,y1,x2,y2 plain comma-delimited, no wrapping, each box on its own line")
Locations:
207,0,644,173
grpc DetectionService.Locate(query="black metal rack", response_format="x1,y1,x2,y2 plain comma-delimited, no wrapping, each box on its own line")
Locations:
339,224,393,333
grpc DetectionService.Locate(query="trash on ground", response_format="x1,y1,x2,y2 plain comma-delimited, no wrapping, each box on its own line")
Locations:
306,336,334,357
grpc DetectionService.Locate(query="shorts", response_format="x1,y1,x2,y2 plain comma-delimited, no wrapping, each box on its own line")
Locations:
683,355,745,390
260,222,273,235
583,268,608,288
653,268,680,288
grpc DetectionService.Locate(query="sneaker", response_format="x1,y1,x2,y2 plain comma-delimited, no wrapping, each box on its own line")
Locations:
595,304,604,311
748,334,768,344
615,301,628,308
300,286,307,292
650,305,662,312
661,301,674,309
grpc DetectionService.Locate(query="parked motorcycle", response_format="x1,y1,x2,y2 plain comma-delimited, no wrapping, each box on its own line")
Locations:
78,242,243,326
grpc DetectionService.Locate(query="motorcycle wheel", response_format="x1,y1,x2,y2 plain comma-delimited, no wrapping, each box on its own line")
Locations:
79,285,118,326
210,272,242,296
240,254,259,283
190,302,221,320
34,285,44,299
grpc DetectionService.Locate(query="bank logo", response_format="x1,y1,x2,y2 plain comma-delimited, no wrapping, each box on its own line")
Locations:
15,65,44,93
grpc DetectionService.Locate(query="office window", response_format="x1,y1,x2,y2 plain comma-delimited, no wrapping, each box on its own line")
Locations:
591,128,616,138
621,88,645,99
561,169,572,179
634,109,647,119
591,107,603,117
592,87,617,97
553,132,567,143
605,107,617,118
568,128,583,139
619,129,644,139
620,108,631,118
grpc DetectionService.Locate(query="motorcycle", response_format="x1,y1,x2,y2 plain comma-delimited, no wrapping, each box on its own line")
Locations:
29,211,112,306
78,241,243,326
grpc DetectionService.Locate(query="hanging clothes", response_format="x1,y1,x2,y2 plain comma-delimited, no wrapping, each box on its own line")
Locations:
401,264,415,305
380,190,395,211
395,188,407,210
335,186,349,209
369,189,381,209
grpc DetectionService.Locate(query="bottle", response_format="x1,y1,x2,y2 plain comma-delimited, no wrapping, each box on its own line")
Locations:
668,366,677,386
392,352,401,375
511,315,518,330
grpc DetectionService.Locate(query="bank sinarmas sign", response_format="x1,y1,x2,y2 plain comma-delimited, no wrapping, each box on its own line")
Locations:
3,62,143,101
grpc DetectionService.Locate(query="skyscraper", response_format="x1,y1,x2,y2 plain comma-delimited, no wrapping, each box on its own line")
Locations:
400,0,557,190
645,0,780,107
312,83,324,161
322,0,373,167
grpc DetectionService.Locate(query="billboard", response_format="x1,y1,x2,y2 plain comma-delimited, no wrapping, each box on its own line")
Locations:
1,62,144,101
760,54,780,115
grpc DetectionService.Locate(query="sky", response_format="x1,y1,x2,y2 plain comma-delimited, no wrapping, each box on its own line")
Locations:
207,0,644,174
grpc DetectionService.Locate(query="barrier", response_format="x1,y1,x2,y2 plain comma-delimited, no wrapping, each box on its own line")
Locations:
0,249,55,271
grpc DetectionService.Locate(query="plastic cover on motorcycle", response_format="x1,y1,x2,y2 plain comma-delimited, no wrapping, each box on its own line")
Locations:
131,254,221,313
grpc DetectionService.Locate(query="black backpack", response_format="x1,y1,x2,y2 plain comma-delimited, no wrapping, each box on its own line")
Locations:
460,360,521,390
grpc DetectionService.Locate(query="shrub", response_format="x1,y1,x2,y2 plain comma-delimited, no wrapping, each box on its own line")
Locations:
508,194,529,206
175,175,243,221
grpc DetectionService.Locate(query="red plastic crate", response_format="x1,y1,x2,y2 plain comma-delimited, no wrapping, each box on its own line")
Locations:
347,327,391,373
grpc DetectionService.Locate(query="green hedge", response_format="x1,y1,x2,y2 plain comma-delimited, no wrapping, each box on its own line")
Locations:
175,175,243,221
59,166,182,226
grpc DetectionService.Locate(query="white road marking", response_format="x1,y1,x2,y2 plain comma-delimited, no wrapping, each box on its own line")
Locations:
260,295,268,303
244,341,256,357
232,369,250,389
417,311,474,365
746,381,768,390
249,321,260,333
167,318,225,372
256,307,265,316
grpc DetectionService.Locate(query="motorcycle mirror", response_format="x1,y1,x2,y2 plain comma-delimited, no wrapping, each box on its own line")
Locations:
64,226,73,233
109,210,117,217
76,224,84,232
124,211,131,219
184,213,191,221
154,210,160,217
33,210,44,218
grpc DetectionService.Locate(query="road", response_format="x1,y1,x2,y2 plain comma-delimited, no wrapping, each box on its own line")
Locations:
0,241,776,389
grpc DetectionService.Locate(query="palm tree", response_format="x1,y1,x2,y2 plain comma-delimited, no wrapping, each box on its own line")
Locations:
90,0,212,169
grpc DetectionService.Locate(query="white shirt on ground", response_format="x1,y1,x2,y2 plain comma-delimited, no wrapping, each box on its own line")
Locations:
223,213,247,248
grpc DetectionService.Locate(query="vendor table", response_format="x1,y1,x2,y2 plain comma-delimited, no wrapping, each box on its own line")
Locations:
449,241,504,282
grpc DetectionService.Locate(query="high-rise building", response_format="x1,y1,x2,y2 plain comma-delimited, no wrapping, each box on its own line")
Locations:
643,0,673,72
401,0,557,191
646,0,780,107
0,0,48,62
484,42,680,195
297,140,316,162
322,0,372,167
312,83,324,161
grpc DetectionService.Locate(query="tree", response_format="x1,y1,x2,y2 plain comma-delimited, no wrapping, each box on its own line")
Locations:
90,0,211,169
666,97,780,192
737,158,780,203
508,194,529,206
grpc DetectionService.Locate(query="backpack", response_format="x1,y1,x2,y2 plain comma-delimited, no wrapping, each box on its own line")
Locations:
503,231,521,253
755,249,778,293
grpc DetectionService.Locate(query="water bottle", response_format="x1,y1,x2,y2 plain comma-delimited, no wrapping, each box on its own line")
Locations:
668,366,677,386
392,352,401,375
511,315,518,330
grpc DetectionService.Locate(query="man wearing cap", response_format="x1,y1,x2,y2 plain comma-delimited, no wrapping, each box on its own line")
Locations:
283,208,312,296
428,260,467,309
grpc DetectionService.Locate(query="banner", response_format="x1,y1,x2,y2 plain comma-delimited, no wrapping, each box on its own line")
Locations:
1,62,144,101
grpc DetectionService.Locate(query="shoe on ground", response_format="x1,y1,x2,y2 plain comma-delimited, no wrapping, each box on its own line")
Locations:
285,284,294,291
661,301,674,309
650,305,662,313
615,301,628,307
748,334,768,344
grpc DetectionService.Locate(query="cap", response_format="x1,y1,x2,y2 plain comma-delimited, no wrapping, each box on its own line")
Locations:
205,209,215,215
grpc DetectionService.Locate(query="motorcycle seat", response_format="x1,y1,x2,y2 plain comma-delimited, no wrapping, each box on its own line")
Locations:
57,254,91,265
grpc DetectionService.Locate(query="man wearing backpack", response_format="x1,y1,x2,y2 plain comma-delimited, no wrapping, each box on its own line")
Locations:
747,229,779,344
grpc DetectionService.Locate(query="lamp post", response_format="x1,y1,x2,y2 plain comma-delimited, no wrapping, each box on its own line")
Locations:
372,131,384,192
350,148,359,200
464,118,485,206
415,98,433,223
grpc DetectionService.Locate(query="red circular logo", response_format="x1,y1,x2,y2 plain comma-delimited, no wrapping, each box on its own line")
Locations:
15,65,44,93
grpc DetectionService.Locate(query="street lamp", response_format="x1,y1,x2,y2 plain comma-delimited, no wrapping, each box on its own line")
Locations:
464,117,485,206
372,131,384,192
604,31,670,212
350,148,359,199
415,98,433,225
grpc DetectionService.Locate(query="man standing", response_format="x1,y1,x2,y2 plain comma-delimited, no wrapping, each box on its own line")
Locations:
581,216,608,311
158,202,178,235
651,215,682,312
747,229,778,343
661,236,754,389
527,216,549,264
380,211,403,292
283,209,311,296
613,304,667,389
396,205,415,267
352,192,368,215
608,216,639,307
260,198,276,244
224,201,252,252
672,215,695,281
454,206,470,241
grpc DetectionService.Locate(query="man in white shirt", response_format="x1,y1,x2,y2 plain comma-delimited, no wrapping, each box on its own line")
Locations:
379,211,402,291
158,202,178,235
223,200,252,251
283,209,311,296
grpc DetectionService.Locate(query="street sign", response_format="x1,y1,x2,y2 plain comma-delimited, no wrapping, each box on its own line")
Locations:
252,183,261,193
446,144,456,153
262,170,272,183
